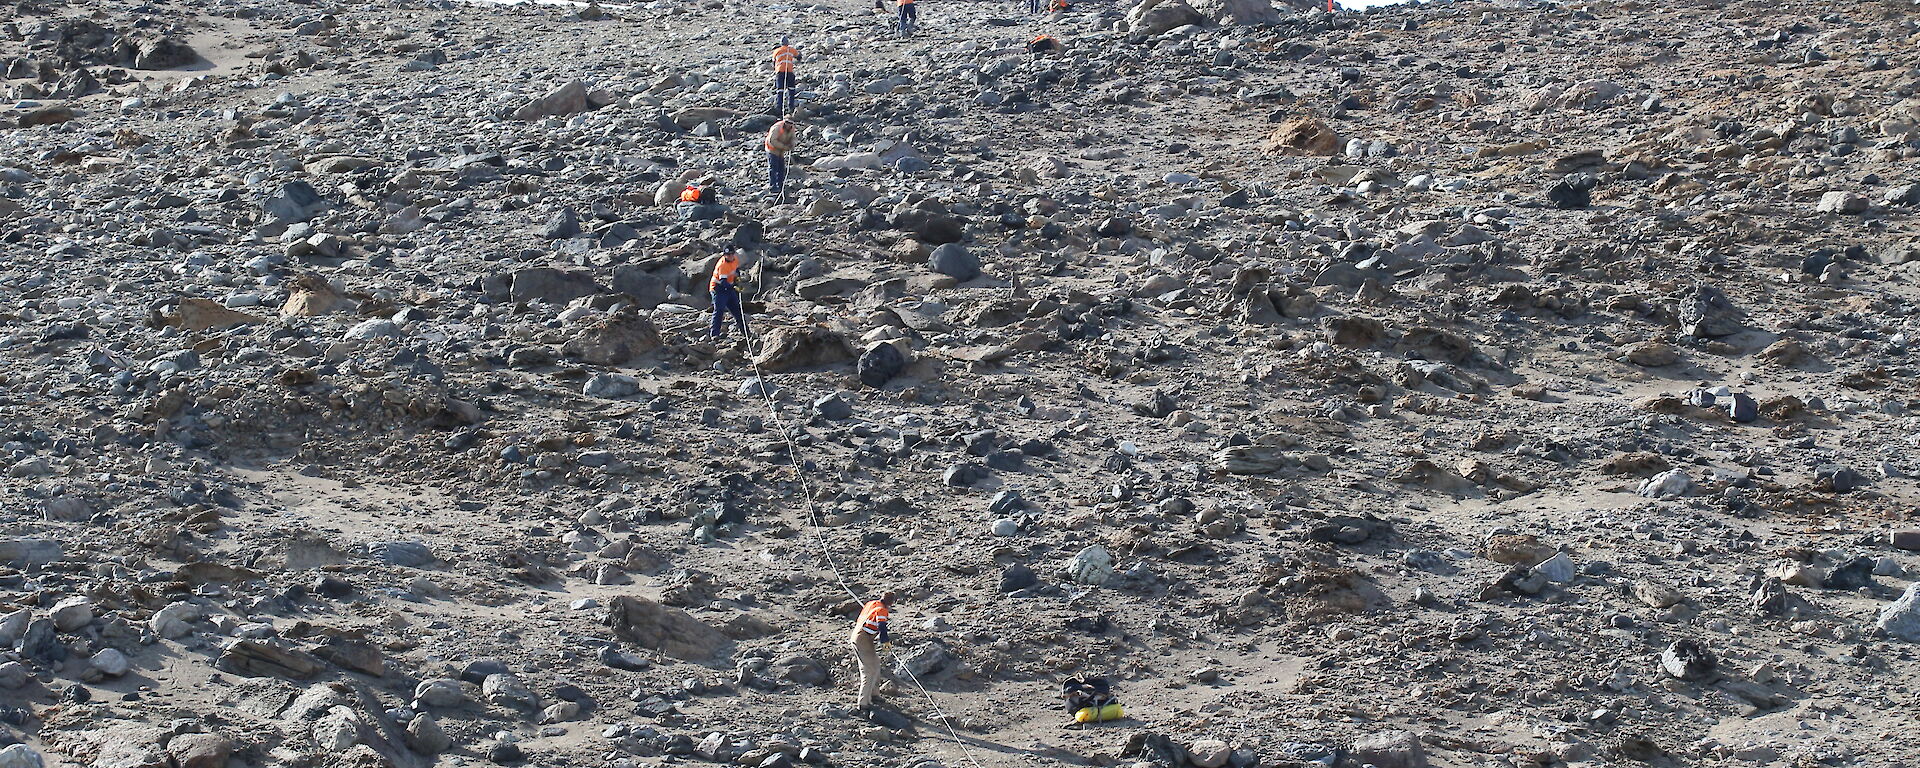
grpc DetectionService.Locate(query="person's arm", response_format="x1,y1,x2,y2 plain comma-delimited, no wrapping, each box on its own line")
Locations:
875,617,890,645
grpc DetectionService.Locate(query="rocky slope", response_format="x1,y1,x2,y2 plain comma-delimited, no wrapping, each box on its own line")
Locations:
3,0,1920,767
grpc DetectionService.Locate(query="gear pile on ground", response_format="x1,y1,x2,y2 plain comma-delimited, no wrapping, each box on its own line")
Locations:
3,0,1920,766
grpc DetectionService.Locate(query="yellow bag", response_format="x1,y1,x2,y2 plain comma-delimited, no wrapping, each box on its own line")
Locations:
1073,703,1124,723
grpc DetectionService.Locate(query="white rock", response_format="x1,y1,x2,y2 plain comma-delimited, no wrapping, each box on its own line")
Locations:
90,648,132,677
50,596,93,631
1877,583,1920,642
1532,551,1576,584
1064,546,1116,586
152,602,201,639
1636,469,1692,499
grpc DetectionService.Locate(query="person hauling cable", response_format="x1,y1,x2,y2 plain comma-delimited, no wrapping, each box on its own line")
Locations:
895,0,917,37
851,591,896,715
709,252,748,340
771,37,800,115
765,118,796,196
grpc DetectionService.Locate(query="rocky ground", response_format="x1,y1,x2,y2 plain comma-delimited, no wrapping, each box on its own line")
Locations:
4,0,1920,766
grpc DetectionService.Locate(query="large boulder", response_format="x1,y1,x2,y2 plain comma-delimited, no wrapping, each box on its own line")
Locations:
890,204,965,244
928,243,981,282
611,265,675,308
1127,0,1205,36
513,80,590,121
752,326,855,372
608,596,730,661
561,311,661,365
1350,730,1428,768
1188,0,1277,24
263,180,332,225
1263,116,1340,156
131,37,197,69
508,267,602,304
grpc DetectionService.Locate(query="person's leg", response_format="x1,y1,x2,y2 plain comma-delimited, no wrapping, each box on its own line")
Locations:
768,152,785,194
854,634,880,708
709,292,725,338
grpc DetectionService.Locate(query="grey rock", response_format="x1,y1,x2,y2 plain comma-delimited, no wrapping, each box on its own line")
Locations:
1350,730,1427,768
927,243,981,281
0,538,60,568
89,648,131,677
585,373,643,399
513,79,591,121
510,267,602,304
369,540,435,568
0,661,28,689
263,180,332,225
542,208,581,239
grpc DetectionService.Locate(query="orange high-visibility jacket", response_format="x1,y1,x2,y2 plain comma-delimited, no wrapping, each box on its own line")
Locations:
773,45,799,73
856,600,890,636
710,255,740,291
765,121,795,155
679,186,702,203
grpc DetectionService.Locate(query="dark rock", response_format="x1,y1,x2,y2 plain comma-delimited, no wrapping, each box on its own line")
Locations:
892,207,965,244
610,266,673,309
813,394,853,421
1814,464,1864,493
510,267,602,304
999,565,1038,592
857,343,906,387
1658,639,1716,681
131,37,197,69
1546,173,1597,209
1822,556,1874,590
943,463,989,486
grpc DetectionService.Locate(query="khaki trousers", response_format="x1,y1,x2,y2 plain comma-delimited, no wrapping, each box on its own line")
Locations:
852,630,881,707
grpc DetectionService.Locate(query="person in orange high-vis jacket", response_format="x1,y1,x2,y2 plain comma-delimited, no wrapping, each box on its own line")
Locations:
895,0,917,37
1027,33,1062,56
709,253,747,339
771,37,800,115
851,591,896,713
765,119,795,195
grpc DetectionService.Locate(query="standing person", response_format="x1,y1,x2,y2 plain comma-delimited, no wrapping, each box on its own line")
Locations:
765,118,796,197
896,0,917,37
1026,0,1040,14
851,591,896,713
771,37,800,115
709,253,747,340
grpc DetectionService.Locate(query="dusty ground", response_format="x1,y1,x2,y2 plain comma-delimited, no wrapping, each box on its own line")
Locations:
3,0,1920,767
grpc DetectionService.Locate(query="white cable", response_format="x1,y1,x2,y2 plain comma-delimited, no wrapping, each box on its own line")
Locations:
739,321,994,768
